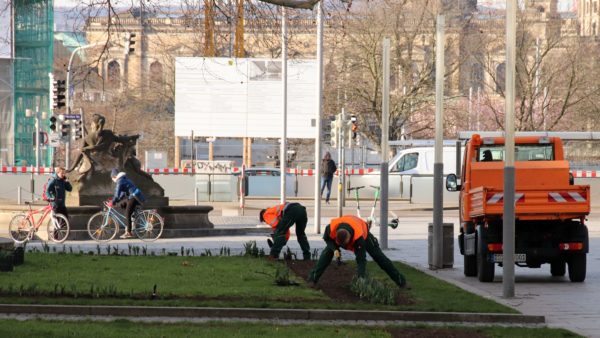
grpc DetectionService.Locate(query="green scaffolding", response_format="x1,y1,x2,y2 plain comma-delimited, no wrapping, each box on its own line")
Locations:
13,0,53,166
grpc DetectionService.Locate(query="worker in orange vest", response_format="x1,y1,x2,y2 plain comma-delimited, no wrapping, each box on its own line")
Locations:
308,215,407,288
259,202,311,260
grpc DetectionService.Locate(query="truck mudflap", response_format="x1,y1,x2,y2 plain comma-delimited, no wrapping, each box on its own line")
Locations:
469,186,590,220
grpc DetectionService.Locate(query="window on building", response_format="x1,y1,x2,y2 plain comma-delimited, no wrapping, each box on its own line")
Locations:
470,62,484,91
495,62,506,93
150,61,164,87
107,60,121,89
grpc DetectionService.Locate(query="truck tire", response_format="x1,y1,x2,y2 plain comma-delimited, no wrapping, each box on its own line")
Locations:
464,253,477,277
550,260,566,277
568,253,586,282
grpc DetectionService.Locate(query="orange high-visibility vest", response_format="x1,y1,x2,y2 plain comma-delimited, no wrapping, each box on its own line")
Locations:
263,203,290,241
329,215,368,251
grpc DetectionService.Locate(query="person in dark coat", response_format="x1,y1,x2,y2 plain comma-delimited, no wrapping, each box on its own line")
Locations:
320,152,337,204
46,167,72,218
110,168,145,239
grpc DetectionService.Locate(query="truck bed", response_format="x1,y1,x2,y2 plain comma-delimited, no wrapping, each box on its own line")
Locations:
469,185,590,220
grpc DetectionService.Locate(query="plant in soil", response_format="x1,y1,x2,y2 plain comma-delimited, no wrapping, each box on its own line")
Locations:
350,275,399,305
274,266,299,286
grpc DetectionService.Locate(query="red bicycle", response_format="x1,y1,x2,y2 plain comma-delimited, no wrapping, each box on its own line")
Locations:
8,201,70,244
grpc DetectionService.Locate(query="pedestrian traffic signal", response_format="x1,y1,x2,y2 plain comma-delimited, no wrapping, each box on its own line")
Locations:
49,115,57,132
350,115,358,140
124,32,136,55
52,79,66,110
73,119,83,140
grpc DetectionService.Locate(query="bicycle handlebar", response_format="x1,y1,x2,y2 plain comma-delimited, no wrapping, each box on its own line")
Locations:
348,186,366,191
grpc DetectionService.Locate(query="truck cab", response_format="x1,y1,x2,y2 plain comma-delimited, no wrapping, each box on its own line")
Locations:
446,134,589,282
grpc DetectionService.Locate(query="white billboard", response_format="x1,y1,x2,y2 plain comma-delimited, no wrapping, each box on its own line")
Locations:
0,0,11,59
175,57,317,139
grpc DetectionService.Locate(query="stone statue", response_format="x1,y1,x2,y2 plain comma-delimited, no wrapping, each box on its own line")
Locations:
66,114,167,206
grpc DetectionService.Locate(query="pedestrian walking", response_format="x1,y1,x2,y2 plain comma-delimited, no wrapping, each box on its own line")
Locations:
308,215,407,288
260,202,311,260
320,152,337,204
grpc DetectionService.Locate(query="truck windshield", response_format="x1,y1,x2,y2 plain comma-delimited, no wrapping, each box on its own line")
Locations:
477,144,554,162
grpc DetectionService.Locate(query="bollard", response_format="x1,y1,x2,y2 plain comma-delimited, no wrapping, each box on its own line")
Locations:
194,186,198,206
17,186,22,205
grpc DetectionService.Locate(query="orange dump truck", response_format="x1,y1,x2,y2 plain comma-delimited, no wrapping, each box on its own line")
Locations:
445,134,590,282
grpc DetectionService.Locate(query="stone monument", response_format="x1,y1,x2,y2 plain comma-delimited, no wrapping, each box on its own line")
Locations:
66,114,168,206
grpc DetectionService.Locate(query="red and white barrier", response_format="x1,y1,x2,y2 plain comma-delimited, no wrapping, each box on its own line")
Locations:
1,166,596,178
141,167,376,176
571,170,600,178
0,166,53,174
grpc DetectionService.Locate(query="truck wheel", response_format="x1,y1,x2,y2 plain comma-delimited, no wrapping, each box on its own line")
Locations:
568,253,586,282
550,260,566,277
477,249,495,282
464,254,477,277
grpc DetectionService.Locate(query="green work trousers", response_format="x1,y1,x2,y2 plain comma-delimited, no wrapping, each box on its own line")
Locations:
270,204,311,260
309,232,406,287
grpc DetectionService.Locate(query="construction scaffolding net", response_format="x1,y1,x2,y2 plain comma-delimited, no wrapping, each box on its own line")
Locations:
13,0,53,166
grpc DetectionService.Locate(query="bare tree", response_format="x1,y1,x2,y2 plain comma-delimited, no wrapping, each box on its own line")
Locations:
473,12,600,131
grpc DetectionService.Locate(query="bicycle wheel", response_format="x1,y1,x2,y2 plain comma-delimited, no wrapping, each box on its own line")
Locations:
9,214,32,243
87,211,118,242
47,213,70,243
133,210,164,242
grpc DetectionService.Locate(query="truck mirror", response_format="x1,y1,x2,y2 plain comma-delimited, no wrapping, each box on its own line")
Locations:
569,172,574,185
446,174,459,191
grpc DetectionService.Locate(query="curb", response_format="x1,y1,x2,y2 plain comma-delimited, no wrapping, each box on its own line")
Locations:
0,304,544,324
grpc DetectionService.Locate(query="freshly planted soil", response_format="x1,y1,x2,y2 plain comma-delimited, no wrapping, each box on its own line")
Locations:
285,259,412,305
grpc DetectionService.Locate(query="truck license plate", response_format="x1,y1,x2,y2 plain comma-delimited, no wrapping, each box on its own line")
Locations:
490,253,526,263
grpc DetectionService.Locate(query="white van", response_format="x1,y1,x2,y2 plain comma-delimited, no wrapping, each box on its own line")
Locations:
389,146,463,175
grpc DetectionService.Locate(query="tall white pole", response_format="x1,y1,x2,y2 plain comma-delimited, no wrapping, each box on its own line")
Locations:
432,14,445,269
380,37,390,250
280,7,288,204
314,2,324,233
503,0,517,298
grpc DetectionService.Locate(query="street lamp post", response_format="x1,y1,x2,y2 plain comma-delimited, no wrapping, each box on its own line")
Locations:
66,42,103,114
65,42,102,168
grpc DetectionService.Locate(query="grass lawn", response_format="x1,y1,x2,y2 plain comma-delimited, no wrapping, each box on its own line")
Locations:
0,253,513,313
0,319,582,338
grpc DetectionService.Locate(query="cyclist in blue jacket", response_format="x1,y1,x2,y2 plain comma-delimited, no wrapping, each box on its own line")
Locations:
110,168,146,239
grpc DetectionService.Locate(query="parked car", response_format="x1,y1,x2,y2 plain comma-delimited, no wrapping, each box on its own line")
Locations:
233,167,281,176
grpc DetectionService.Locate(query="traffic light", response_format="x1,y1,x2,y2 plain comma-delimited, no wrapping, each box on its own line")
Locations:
124,32,136,55
73,119,83,140
330,119,338,149
49,115,57,132
52,79,66,110
60,122,71,137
